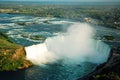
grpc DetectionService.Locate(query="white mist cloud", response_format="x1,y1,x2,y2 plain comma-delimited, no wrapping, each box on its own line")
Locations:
25,23,110,65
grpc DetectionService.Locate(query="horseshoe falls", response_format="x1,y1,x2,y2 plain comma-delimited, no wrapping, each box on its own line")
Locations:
25,23,111,65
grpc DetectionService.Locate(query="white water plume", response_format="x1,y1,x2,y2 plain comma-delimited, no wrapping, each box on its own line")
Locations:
25,23,111,65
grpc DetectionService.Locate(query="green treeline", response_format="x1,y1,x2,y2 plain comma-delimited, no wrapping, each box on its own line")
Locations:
0,4,120,29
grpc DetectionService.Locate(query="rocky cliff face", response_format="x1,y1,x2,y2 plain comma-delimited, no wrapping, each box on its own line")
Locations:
0,32,32,71
11,46,33,69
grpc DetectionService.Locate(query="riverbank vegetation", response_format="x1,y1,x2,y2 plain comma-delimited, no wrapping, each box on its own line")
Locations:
0,3,120,29
0,31,32,71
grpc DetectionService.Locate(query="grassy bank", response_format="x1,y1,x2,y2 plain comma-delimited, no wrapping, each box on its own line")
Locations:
0,31,32,71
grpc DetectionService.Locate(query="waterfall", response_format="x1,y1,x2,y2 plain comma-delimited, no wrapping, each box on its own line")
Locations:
25,23,111,65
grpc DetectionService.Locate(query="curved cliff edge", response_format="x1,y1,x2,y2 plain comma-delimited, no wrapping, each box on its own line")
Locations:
0,32,32,71
77,46,120,80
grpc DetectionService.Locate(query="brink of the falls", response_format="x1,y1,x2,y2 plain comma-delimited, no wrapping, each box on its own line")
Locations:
25,23,111,65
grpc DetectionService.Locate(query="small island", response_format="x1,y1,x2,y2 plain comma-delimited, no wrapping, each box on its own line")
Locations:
21,34,46,41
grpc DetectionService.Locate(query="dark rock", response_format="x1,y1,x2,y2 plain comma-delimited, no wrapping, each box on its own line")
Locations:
77,64,81,67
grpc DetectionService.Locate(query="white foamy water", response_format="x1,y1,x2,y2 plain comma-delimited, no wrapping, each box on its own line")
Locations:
0,23,15,26
25,23,111,65
50,20,74,24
